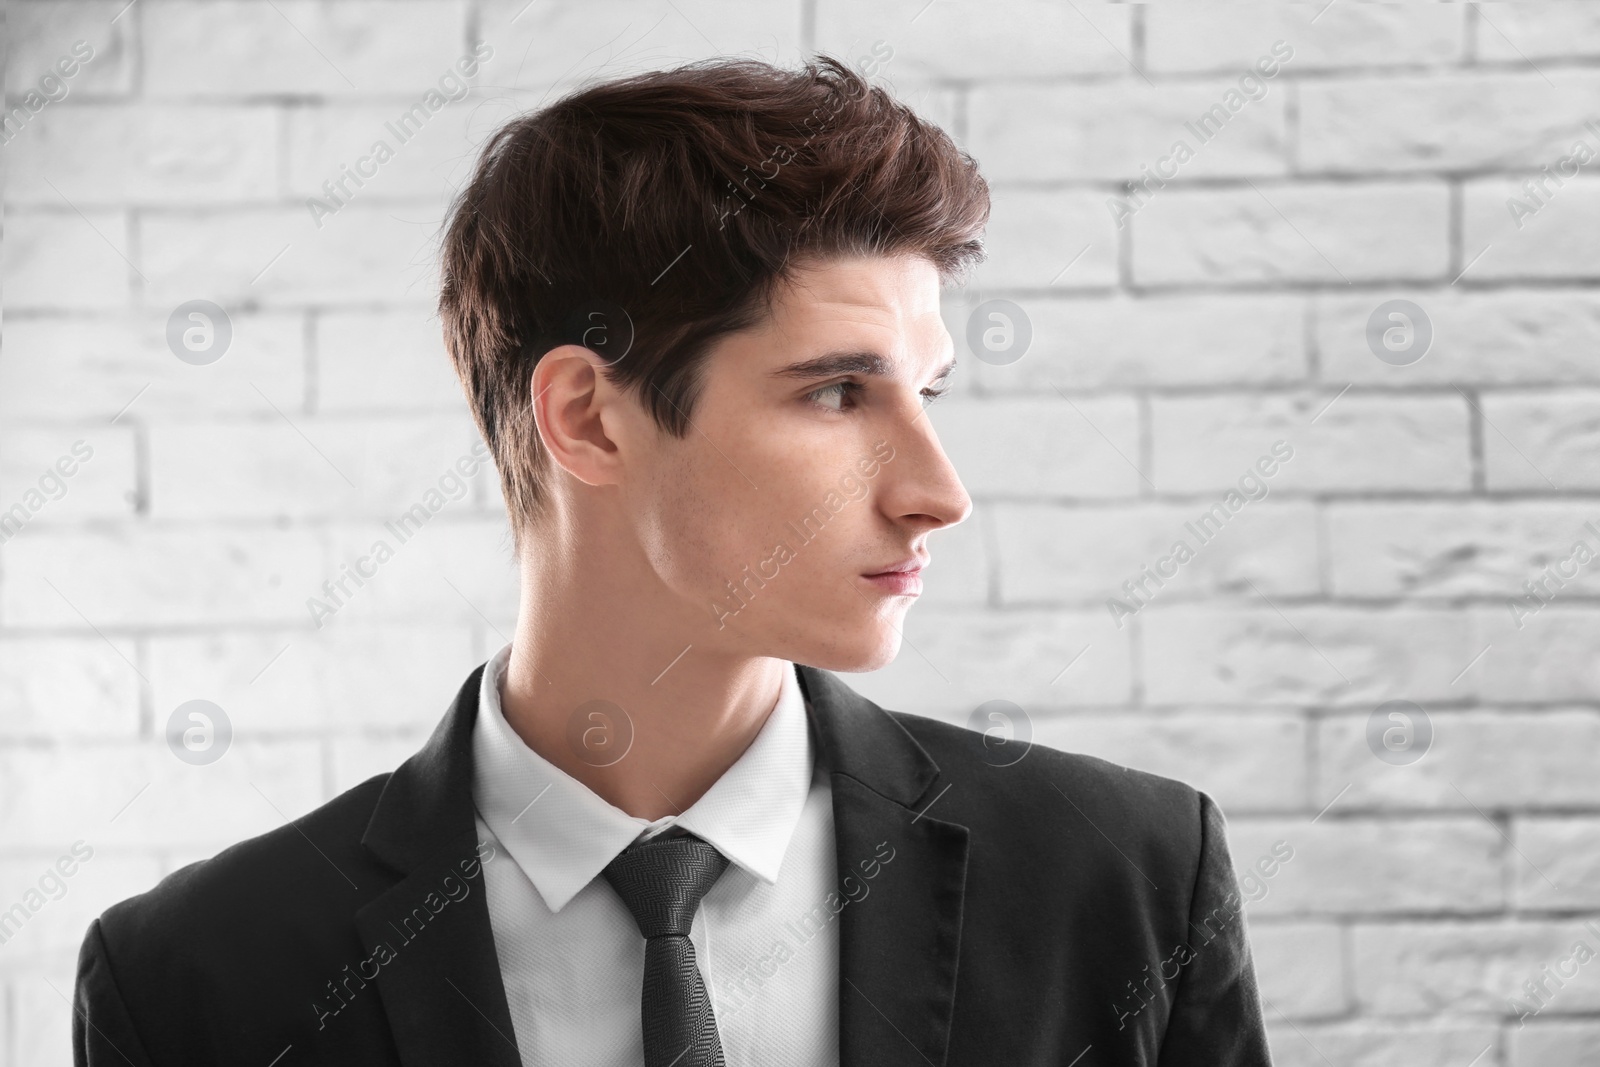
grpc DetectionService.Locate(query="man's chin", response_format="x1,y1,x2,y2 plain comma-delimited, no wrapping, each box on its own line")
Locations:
789,625,903,674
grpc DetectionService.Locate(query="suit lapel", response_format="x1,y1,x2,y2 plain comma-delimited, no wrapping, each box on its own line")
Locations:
796,665,970,1067
356,665,523,1067
354,659,969,1067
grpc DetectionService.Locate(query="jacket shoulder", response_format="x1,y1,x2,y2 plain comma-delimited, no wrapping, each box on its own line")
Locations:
889,707,1202,816
76,773,408,1064
93,772,393,963
885,708,1211,885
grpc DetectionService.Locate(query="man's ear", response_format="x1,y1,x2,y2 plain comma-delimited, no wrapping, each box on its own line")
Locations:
529,344,626,488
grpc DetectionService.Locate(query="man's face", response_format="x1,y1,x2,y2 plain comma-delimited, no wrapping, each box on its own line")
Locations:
627,252,972,673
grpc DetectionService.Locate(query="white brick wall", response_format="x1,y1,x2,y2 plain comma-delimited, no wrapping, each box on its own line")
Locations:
4,2,1599,1064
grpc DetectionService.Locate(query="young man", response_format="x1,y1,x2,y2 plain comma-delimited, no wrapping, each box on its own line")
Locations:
73,55,1271,1067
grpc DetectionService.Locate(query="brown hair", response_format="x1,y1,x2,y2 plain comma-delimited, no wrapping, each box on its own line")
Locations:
436,52,990,553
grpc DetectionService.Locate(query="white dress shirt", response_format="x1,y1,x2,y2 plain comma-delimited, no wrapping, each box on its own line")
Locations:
470,642,840,1067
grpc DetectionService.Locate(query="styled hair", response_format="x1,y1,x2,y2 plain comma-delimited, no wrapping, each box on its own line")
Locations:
436,52,990,553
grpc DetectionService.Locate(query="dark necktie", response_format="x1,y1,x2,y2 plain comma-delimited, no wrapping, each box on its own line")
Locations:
602,830,732,1067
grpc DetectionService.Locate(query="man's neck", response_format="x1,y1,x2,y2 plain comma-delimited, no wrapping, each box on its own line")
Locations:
498,560,787,821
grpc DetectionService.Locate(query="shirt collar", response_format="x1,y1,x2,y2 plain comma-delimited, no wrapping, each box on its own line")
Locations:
470,642,815,914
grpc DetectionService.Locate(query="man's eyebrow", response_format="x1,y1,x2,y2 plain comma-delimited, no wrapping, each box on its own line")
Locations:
768,350,957,383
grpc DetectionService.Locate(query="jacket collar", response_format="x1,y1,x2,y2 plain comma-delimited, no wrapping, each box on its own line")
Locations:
356,659,968,1067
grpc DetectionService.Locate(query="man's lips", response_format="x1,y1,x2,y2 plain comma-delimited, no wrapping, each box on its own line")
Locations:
863,556,926,576
862,559,925,595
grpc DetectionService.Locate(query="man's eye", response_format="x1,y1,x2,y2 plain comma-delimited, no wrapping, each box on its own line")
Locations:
807,380,951,413
807,380,862,411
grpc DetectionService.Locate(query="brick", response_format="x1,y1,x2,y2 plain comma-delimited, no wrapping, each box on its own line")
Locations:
1325,502,1600,599
1248,921,1346,1018
148,624,476,735
1142,607,1474,706
1145,5,1464,72
0,853,163,970
141,204,446,307
286,101,478,200
1481,391,1600,491
1263,1021,1498,1067
1462,176,1600,282
0,524,325,628
812,0,1132,80
1473,608,1600,704
1032,711,1306,811
485,0,804,93
1513,817,1600,910
958,293,1306,390
6,105,278,205
10,973,78,1067
966,188,1118,290
993,501,1318,606
848,607,1133,716
0,740,324,850
930,397,1142,498
0,426,137,522
1316,289,1600,386
1316,710,1600,811
6,6,1600,1063
1510,1020,1600,1066
3,210,133,309
1298,72,1600,174
4,1,134,98
0,637,141,741
0,312,306,420
313,515,519,625
148,414,489,519
918,504,987,606
1226,817,1502,915
330,732,430,793
1151,393,1470,494
316,309,466,411
1476,4,1600,61
967,79,1287,182
1132,182,1450,285
143,0,470,98
1351,920,1600,1014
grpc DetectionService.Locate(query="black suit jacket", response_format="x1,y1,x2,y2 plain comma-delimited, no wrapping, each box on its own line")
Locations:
74,662,1272,1066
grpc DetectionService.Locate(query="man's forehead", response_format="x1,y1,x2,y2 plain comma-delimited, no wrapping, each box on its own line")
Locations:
768,255,944,321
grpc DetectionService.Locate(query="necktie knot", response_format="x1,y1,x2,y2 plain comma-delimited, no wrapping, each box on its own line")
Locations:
602,831,730,939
